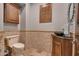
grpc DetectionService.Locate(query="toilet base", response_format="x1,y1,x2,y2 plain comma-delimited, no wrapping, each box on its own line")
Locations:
5,46,12,56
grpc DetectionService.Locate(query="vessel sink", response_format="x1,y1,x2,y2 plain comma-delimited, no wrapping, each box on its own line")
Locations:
54,32,65,37
53,32,72,39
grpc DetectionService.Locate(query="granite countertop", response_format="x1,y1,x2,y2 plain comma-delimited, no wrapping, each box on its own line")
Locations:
51,32,73,40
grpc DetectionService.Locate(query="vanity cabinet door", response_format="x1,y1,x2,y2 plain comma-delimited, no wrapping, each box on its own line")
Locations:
53,40,62,56
4,3,20,24
52,36,62,56
75,40,79,56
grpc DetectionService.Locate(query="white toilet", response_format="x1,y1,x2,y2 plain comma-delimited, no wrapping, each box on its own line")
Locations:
5,35,24,56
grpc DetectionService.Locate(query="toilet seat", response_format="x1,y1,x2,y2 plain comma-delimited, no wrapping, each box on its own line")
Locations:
12,43,24,56
9,43,24,48
12,43,24,48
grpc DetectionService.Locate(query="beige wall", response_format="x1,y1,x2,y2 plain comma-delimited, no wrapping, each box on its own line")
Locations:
29,3,67,31
26,3,75,32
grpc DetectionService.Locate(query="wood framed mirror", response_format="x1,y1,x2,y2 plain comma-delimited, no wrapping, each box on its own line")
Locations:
40,3,52,23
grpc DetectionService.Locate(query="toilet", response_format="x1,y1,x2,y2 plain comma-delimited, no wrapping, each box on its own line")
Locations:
5,35,24,56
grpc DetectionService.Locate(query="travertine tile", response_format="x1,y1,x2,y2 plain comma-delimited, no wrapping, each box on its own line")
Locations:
0,31,4,56
20,31,53,55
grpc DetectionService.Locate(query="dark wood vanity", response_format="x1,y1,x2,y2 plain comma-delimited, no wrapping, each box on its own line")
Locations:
75,4,79,56
75,34,79,56
77,4,79,24
4,3,20,24
51,33,73,56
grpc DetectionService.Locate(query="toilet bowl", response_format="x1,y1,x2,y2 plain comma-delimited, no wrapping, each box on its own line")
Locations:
12,43,24,56
5,35,24,56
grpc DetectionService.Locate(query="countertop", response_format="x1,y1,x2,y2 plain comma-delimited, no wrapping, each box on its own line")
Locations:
51,32,73,40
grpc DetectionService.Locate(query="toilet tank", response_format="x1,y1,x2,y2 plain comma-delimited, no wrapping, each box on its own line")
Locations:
5,35,19,47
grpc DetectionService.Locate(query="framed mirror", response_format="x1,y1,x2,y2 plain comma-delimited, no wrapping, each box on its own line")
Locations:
40,3,52,23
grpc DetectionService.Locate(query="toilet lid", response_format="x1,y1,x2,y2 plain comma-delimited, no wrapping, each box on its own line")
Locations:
12,43,24,48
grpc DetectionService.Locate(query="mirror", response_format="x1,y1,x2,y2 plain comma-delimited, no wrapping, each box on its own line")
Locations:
63,3,75,37
67,3,75,36
68,3,75,23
